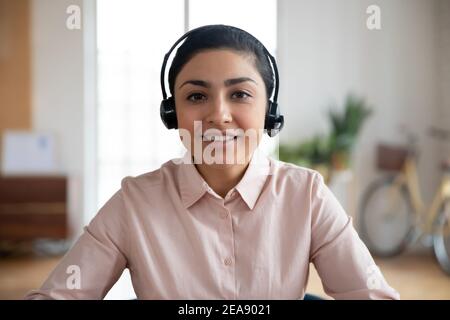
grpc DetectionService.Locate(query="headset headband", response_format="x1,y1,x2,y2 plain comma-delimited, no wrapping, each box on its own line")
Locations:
160,25,279,103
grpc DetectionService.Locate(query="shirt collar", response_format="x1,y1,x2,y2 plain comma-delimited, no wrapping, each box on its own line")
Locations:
177,152,209,209
234,149,271,210
176,149,271,210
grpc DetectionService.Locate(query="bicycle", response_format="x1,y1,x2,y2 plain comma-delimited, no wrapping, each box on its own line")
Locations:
359,126,450,275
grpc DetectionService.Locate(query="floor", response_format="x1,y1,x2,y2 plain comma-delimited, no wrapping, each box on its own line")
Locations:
1,249,450,300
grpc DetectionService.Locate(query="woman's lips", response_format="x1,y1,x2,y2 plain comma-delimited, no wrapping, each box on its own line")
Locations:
201,135,238,142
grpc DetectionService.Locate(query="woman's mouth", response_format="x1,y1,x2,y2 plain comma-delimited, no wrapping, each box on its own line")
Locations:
202,135,238,142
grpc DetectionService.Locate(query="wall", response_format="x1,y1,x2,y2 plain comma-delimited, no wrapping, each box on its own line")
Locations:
438,0,450,159
277,0,444,219
31,0,133,299
31,0,86,237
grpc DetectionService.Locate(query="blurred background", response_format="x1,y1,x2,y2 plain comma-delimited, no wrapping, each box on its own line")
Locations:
0,0,449,299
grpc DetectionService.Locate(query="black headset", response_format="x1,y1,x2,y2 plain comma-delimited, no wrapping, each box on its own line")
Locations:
160,24,284,137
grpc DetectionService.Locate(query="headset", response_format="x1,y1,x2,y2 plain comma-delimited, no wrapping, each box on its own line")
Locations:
160,25,284,137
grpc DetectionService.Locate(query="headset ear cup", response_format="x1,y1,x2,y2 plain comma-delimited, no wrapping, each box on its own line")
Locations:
264,101,273,132
160,97,178,129
265,101,284,137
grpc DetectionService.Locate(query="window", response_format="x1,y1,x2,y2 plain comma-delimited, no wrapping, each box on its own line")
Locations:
96,0,185,212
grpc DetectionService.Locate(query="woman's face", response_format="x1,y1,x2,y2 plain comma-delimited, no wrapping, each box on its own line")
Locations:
174,49,267,166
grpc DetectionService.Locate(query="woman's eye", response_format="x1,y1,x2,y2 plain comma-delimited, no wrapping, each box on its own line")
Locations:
231,91,251,100
187,93,206,102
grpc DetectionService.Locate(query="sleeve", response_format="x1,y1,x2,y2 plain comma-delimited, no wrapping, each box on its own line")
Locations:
24,189,129,300
309,172,400,300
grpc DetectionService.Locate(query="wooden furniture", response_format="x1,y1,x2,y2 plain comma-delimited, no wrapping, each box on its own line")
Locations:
0,176,68,240
0,0,32,142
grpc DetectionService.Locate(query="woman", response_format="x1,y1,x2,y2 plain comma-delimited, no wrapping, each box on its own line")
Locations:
25,25,399,300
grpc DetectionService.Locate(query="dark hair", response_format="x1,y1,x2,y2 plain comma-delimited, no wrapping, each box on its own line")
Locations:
168,25,274,101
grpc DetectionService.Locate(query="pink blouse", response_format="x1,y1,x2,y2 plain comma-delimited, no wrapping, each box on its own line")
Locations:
25,151,400,300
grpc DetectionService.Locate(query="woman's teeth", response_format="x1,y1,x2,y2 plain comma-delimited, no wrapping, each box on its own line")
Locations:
202,135,237,142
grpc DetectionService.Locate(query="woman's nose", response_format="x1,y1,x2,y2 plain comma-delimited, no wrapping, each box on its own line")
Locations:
205,95,232,125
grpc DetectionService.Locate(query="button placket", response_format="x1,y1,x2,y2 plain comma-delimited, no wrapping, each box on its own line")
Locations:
216,204,236,298
219,208,234,266
220,210,229,220
224,257,233,266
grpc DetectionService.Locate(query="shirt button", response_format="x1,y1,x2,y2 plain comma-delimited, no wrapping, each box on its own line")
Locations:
220,211,229,219
224,257,233,266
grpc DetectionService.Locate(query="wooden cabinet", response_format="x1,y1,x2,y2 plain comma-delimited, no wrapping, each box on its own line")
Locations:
0,176,68,240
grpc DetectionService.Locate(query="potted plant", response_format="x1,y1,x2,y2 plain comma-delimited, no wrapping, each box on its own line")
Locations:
279,134,332,183
328,94,372,170
278,94,372,183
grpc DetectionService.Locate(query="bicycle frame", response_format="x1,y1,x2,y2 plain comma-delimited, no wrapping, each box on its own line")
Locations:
393,156,450,235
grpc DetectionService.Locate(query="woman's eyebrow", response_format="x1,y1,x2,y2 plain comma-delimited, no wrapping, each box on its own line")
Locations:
178,80,210,89
224,77,257,87
178,77,257,89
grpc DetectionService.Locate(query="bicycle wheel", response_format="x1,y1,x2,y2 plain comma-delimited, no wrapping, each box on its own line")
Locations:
433,200,450,275
359,175,415,257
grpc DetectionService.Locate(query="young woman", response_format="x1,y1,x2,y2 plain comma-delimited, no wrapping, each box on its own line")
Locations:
25,25,399,300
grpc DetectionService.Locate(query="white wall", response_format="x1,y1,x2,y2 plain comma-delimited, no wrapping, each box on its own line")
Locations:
277,0,444,218
31,0,134,299
438,0,450,159
31,0,86,238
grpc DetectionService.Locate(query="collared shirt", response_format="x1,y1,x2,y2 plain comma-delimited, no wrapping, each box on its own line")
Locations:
25,150,400,300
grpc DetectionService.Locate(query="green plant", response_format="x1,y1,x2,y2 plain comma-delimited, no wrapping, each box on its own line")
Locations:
278,94,372,177
328,94,372,153
279,135,331,167
328,94,372,169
